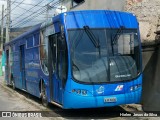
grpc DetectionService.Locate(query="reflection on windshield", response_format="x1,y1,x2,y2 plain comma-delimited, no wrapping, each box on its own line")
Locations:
110,56,137,81
73,57,108,83
69,29,140,83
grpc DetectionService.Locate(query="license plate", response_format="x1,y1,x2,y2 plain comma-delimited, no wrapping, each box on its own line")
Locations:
104,97,117,103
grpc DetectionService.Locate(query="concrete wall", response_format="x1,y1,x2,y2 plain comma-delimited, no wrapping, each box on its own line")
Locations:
126,0,160,111
142,46,160,111
62,0,125,11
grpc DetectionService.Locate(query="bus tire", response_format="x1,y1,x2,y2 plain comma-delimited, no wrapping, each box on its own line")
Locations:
41,83,48,107
11,80,15,90
11,75,15,90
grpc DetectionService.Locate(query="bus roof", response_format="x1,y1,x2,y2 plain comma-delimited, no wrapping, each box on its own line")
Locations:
64,10,138,29
5,10,138,46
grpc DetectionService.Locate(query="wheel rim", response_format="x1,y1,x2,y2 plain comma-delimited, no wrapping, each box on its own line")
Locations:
12,80,15,89
42,84,48,106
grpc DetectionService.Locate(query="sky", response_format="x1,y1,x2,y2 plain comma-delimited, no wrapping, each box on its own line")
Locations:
0,0,60,28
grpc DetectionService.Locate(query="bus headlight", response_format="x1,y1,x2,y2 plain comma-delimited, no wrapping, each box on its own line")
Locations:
130,86,134,91
76,90,81,94
130,84,141,91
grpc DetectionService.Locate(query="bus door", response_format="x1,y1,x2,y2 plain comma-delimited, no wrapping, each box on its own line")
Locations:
20,45,26,90
5,49,10,84
48,33,63,104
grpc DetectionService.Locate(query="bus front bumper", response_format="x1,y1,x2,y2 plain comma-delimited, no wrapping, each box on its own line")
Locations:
63,88,142,109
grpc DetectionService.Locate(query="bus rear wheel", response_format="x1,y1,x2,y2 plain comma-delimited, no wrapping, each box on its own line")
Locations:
11,75,15,90
11,80,15,90
41,83,48,107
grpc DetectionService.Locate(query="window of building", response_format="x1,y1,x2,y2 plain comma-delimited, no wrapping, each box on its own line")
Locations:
72,0,85,8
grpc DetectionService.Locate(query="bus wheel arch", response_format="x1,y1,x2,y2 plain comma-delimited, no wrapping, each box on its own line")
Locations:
39,79,48,107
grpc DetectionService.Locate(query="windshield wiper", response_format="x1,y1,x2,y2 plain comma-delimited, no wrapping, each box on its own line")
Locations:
83,26,100,48
111,26,124,55
83,26,101,57
112,26,124,45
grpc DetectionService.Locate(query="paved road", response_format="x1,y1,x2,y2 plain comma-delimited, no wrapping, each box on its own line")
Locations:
0,84,38,111
0,77,159,120
0,80,52,120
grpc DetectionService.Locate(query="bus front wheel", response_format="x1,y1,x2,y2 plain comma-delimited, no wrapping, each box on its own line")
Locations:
41,83,48,107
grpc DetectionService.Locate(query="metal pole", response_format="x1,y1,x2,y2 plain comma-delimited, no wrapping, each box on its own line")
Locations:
46,4,49,20
6,0,11,43
1,5,4,50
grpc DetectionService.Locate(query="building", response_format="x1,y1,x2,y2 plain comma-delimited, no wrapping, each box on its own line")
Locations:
61,0,125,12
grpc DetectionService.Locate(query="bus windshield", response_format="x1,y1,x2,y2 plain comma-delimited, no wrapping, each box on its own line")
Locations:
68,28,141,83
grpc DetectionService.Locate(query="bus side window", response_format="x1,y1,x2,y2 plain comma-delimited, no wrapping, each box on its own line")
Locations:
57,33,68,88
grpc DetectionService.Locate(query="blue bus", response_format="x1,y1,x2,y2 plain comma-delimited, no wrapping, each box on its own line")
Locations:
5,10,142,109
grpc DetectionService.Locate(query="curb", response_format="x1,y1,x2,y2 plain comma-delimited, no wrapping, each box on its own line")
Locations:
125,104,143,111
